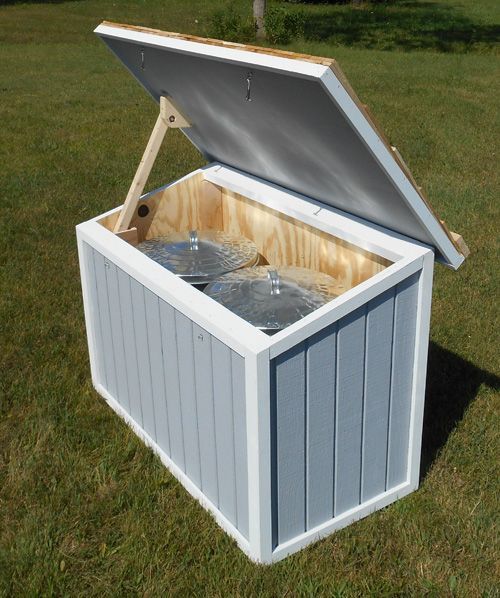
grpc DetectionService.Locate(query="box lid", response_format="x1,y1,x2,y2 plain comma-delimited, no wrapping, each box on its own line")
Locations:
95,21,468,269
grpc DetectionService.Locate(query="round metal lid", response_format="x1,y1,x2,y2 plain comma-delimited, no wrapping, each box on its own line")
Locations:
204,266,342,333
136,230,259,284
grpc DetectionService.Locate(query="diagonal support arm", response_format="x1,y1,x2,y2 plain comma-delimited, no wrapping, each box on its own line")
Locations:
114,96,190,233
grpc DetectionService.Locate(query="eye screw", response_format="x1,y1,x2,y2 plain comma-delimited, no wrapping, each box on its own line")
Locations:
246,72,253,102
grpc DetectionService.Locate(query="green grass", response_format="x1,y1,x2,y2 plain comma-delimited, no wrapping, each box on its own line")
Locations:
0,0,499,595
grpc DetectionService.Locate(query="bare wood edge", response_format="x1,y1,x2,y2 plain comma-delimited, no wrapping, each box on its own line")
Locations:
446,228,470,258
115,227,138,245
99,21,335,66
114,96,191,233
328,62,468,260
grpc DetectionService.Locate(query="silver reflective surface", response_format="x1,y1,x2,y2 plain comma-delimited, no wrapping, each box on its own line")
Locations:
204,266,342,333
136,230,258,284
97,32,452,261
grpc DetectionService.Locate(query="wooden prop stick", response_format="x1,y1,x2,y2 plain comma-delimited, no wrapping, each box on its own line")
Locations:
114,96,190,233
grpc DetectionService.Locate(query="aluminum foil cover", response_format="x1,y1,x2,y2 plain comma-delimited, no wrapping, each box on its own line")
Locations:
136,230,258,284
204,265,342,333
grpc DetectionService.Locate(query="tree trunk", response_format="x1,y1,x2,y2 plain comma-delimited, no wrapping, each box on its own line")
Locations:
253,0,266,40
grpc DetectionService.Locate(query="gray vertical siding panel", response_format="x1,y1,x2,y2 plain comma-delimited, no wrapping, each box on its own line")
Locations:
84,251,249,539
117,269,143,426
268,274,421,546
104,262,130,414
361,289,395,501
232,352,249,539
275,343,307,544
306,327,336,529
159,300,185,469
82,243,105,385
212,339,237,525
144,289,170,456
387,273,419,488
175,311,202,488
334,306,366,515
193,324,219,504
93,251,117,397
130,279,157,442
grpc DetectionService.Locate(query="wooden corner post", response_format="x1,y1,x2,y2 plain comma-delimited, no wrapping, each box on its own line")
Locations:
113,96,191,233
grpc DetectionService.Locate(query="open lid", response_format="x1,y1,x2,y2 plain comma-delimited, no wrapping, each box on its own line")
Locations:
95,22,468,269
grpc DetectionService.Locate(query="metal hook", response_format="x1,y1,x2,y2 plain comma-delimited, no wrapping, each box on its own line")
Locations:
245,72,253,102
140,49,145,70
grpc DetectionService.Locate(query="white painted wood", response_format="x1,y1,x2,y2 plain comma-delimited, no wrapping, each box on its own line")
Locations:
268,255,424,359
94,383,252,558
245,349,273,563
320,69,463,270
407,249,434,489
94,23,328,79
93,251,118,396
232,352,249,538
77,237,103,388
270,481,412,563
76,219,270,358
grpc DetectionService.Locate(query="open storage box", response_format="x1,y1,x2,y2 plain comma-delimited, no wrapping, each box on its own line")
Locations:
77,22,469,563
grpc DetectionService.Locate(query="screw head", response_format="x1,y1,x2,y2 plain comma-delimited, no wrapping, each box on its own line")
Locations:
168,115,176,123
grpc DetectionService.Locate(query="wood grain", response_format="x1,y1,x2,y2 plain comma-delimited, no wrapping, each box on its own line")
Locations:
98,173,390,292
220,189,390,291
98,173,223,241
100,21,335,66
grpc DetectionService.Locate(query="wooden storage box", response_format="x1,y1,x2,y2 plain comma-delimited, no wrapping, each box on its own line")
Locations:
77,22,468,563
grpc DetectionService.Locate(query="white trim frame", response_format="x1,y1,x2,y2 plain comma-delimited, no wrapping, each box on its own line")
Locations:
319,69,463,270
270,481,413,562
245,349,273,563
406,249,434,489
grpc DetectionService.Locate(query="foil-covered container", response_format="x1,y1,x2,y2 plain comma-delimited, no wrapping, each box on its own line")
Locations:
136,230,259,285
204,265,342,334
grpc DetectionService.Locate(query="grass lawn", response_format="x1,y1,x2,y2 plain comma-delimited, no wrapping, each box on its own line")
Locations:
0,0,499,595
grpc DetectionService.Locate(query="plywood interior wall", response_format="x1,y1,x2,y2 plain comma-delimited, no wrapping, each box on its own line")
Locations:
98,173,391,291
98,172,222,241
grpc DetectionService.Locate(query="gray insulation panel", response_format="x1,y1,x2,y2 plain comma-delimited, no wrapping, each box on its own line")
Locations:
83,242,249,539
271,272,420,547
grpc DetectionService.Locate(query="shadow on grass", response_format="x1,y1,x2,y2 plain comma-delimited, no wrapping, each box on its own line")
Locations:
420,341,500,478
299,0,499,53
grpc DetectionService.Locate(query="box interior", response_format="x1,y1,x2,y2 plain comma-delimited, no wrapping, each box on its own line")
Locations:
98,172,392,295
